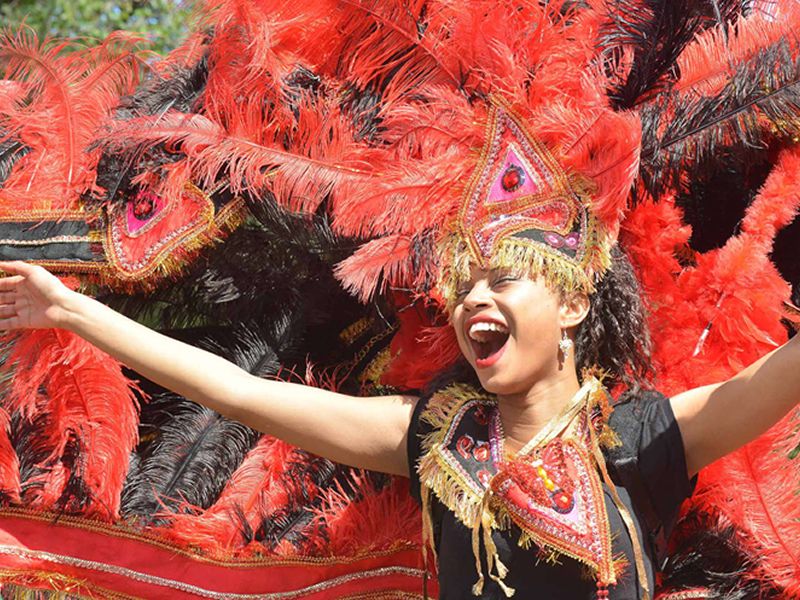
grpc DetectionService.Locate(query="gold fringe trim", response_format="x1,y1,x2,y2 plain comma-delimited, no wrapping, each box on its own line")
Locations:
438,231,611,310
416,385,501,594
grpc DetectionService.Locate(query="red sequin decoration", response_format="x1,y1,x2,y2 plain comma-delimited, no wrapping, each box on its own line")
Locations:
133,191,158,220
456,435,475,460
473,442,490,462
501,165,524,192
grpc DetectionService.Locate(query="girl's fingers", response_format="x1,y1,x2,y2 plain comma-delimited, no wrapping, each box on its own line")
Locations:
0,261,34,276
0,305,17,318
0,291,17,304
0,275,24,290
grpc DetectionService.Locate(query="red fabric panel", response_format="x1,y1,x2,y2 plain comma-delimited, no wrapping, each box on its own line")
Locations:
0,509,432,599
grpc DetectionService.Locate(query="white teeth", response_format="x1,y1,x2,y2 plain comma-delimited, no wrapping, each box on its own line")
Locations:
468,321,509,341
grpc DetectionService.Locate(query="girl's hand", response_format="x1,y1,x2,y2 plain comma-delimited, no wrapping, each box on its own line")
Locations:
0,261,74,331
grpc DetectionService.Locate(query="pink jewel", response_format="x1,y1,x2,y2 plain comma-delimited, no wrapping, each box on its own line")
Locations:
473,441,491,462
456,435,475,460
564,232,581,248
477,469,492,486
544,232,564,248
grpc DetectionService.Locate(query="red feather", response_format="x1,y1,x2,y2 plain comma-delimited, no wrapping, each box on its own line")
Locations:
622,145,800,597
98,105,385,214
327,0,460,94
676,5,800,97
335,234,414,303
692,412,800,594
308,473,422,556
4,329,140,519
159,435,296,557
0,407,20,503
0,27,148,208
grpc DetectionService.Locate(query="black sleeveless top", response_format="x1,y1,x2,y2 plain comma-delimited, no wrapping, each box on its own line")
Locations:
407,390,695,600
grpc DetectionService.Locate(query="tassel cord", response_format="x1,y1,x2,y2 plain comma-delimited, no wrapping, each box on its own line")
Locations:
589,423,651,600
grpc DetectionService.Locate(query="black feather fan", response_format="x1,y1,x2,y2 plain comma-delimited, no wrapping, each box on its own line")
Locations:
120,393,260,521
661,511,782,599
120,322,294,521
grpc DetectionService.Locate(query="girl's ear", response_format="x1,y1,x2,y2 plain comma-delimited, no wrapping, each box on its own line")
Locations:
559,291,590,329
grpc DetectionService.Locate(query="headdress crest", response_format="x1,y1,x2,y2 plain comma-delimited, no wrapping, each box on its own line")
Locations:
438,97,609,304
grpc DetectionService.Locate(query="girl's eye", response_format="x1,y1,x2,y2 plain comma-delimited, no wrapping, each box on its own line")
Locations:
493,276,518,286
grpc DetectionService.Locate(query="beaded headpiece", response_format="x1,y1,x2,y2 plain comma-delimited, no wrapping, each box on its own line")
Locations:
437,98,611,305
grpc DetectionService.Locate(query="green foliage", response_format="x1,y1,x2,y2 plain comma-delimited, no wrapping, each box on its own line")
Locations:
1,0,194,53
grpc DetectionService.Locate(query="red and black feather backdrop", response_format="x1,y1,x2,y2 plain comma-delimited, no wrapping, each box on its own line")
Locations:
0,1,799,598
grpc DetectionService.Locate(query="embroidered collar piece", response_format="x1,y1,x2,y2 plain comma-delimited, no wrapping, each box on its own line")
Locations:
417,377,650,599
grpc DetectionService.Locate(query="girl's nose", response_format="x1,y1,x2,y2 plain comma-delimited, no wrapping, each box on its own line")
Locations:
462,280,493,311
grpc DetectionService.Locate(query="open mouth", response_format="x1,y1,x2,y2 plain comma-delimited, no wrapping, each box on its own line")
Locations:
468,321,510,367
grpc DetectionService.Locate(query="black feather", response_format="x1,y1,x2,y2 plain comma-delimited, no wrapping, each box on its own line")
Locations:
662,510,782,599
99,198,367,378
0,133,30,188
122,53,210,118
120,322,293,521
120,394,259,522
673,148,772,252
249,451,341,550
9,410,52,500
639,38,800,198
602,0,746,109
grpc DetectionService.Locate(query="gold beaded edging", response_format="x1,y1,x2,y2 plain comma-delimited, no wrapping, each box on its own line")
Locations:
0,507,421,567
0,545,424,600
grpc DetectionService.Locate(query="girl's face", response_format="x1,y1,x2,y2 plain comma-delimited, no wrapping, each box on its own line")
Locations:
450,267,588,397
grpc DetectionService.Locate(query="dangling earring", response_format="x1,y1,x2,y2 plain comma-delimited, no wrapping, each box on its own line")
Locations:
558,330,573,357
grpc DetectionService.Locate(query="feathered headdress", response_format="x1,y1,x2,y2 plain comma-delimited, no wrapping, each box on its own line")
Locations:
323,1,642,306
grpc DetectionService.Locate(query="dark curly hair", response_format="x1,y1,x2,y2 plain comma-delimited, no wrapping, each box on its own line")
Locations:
424,245,653,395
575,245,653,392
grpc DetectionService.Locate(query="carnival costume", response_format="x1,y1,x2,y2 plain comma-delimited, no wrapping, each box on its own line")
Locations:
0,0,799,598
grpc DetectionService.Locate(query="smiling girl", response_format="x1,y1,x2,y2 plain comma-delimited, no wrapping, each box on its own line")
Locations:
1,1,800,599
1,101,799,598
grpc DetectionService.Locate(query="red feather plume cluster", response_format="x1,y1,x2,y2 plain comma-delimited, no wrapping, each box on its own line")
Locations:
2,329,140,519
0,28,150,211
623,146,800,595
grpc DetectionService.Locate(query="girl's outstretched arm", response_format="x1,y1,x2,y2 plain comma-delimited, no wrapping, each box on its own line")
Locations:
671,335,800,477
0,261,417,476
